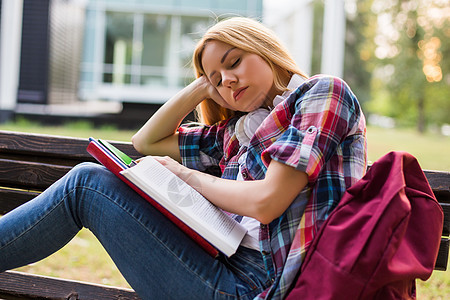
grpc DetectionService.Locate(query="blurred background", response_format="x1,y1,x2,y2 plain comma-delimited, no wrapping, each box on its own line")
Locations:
1,0,448,133
0,0,449,296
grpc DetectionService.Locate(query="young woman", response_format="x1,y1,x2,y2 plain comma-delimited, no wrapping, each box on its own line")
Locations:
0,17,367,299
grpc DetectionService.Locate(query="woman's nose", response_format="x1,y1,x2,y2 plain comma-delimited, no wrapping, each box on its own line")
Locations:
221,72,237,87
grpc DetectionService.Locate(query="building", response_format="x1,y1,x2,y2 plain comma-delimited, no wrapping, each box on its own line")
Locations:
1,0,345,126
0,0,262,124
0,0,86,121
80,0,262,104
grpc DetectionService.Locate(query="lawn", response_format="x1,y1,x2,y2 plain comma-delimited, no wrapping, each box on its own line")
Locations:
1,121,449,297
366,126,450,171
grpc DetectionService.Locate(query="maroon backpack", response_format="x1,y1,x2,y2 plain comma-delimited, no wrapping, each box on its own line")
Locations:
286,151,443,299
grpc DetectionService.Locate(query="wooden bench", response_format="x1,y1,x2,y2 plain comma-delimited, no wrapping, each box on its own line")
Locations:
0,130,448,299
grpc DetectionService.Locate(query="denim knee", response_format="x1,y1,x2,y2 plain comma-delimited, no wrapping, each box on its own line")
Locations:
65,162,111,186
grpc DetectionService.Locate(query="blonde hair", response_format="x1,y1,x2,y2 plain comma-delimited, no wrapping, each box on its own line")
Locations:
192,17,308,125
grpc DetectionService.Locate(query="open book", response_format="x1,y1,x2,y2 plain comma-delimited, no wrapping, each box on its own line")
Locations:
87,138,247,257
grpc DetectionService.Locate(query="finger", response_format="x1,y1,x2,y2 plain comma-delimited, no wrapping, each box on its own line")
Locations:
201,76,234,110
152,156,168,164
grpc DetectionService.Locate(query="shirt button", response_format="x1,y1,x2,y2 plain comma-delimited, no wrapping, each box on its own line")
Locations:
242,171,249,179
307,126,317,133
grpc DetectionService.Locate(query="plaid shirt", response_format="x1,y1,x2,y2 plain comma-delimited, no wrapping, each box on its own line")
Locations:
178,75,367,299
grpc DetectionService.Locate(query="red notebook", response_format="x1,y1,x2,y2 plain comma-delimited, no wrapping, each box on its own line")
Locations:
86,137,219,258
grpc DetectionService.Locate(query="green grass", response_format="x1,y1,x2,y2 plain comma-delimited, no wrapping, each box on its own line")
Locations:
366,126,450,171
0,118,136,142
15,229,131,288
1,121,448,296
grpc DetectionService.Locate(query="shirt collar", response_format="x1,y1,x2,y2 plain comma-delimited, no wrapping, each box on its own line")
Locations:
235,74,306,146
273,74,305,107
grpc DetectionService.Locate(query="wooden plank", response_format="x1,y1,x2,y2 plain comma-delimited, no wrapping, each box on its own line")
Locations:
435,238,449,271
0,151,93,167
0,159,72,190
441,201,450,236
0,130,141,160
423,170,450,194
0,271,140,300
0,188,38,215
0,131,91,159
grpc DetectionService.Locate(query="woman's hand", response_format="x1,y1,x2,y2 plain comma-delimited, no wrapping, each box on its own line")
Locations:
152,156,204,193
132,75,233,159
152,155,308,224
152,156,190,181
194,76,232,110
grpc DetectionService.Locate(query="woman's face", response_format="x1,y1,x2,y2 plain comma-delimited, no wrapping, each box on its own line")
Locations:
201,40,277,112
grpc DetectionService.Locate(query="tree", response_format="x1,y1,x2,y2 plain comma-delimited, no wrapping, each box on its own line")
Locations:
311,0,376,107
369,0,450,132
344,0,377,106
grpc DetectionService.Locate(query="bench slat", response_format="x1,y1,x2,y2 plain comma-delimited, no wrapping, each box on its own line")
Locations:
0,188,38,215
0,131,92,159
423,170,450,194
0,159,72,190
0,130,141,159
0,151,93,167
0,271,140,300
435,237,449,271
438,200,450,236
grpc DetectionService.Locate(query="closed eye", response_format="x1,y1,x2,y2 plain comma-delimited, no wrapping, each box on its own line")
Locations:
216,57,241,87
231,58,240,68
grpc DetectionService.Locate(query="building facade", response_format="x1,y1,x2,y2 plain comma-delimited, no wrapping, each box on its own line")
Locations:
0,0,262,121
1,0,345,120
79,0,263,104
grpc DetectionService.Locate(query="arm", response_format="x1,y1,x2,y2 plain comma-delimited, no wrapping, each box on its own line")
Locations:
132,76,226,161
155,156,308,224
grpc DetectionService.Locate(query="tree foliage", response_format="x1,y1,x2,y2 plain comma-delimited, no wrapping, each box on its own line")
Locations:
344,0,377,106
309,0,449,132
365,0,450,132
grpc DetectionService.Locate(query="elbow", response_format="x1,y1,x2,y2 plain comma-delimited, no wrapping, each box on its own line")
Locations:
253,210,278,225
131,133,147,155
251,196,282,225
245,162,307,225
255,214,276,226
250,187,300,225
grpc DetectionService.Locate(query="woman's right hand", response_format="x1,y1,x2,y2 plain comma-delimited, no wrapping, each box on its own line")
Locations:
132,73,235,159
193,76,232,110
132,76,228,159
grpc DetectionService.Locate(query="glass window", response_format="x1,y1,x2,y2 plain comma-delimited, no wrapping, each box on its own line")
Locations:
101,12,214,88
140,14,171,87
142,15,170,67
179,16,210,68
178,16,212,85
103,12,134,84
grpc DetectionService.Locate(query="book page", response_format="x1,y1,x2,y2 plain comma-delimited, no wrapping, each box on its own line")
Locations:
120,156,246,256
141,161,237,236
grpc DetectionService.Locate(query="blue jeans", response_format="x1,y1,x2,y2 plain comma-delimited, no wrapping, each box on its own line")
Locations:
0,163,272,299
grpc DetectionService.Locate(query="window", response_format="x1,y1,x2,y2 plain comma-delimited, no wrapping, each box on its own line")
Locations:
103,12,134,84
178,16,211,85
102,12,211,89
79,1,262,103
140,14,170,87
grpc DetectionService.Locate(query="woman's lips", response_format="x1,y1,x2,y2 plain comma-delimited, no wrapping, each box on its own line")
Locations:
233,87,248,101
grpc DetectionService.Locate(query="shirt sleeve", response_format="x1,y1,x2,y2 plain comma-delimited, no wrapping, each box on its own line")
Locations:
261,75,362,183
178,118,237,173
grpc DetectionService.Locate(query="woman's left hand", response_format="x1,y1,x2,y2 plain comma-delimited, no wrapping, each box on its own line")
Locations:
152,156,193,183
149,157,308,224
152,156,205,193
